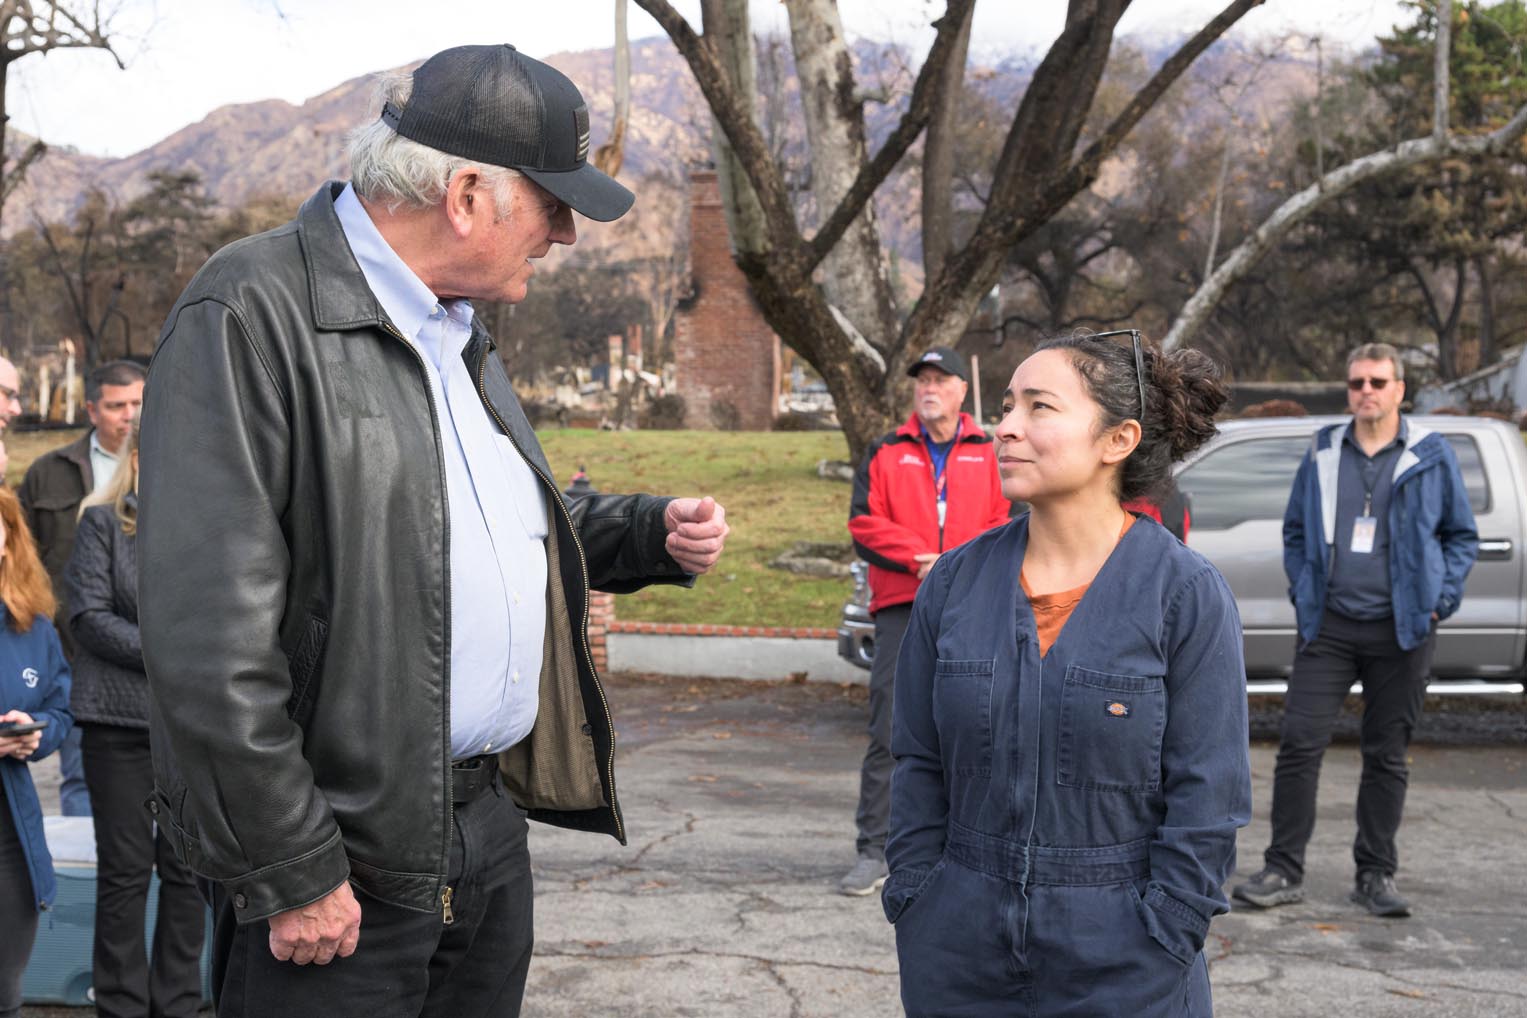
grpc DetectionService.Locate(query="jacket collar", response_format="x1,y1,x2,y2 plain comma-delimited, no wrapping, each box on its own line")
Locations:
297,182,393,333
62,430,94,469
1313,416,1443,545
299,182,501,361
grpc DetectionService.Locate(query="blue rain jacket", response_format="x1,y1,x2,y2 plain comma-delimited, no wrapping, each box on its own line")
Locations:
0,608,73,911
885,515,1251,1017
1283,420,1478,652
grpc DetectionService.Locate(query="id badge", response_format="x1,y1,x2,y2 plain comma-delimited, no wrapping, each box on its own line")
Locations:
937,500,948,529
1350,516,1377,554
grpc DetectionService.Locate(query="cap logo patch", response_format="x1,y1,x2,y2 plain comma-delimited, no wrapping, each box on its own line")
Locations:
574,104,590,163
923,352,943,361
1106,701,1130,718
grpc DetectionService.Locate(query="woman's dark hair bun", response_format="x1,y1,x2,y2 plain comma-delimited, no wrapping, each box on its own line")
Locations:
1150,347,1229,462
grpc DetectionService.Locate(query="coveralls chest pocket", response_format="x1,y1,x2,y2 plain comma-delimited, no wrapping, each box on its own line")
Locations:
1057,666,1166,792
931,658,995,778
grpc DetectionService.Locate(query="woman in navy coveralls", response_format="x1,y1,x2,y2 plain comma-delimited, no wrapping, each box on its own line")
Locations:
884,334,1252,1017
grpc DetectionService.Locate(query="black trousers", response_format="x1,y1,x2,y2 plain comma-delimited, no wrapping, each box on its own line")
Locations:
81,723,207,1018
208,768,533,1018
1264,610,1435,882
0,781,40,1018
855,603,912,860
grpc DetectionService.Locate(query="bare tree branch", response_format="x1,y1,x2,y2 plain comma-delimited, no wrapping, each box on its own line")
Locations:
803,0,976,269
632,0,803,256
1162,100,1527,350
0,136,43,202
0,1,124,67
1434,0,1451,143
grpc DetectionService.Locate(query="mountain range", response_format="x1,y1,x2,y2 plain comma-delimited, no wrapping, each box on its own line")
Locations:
5,31,1339,257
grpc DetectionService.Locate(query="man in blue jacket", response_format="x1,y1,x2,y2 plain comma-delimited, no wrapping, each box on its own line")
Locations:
1234,343,1477,918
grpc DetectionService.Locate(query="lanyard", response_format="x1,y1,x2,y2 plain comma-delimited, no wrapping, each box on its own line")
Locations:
921,421,960,497
922,421,960,531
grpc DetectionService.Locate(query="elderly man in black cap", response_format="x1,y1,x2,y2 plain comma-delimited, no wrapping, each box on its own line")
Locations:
137,46,729,1017
840,346,1011,896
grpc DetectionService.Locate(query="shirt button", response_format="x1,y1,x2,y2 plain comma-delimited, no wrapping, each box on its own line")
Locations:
484,742,493,753
233,893,248,910
511,670,520,684
513,592,521,606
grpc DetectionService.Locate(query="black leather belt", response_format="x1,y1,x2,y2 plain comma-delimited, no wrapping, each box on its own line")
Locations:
451,755,499,805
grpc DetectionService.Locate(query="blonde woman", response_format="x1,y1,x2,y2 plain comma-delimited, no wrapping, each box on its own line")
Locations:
65,422,204,1018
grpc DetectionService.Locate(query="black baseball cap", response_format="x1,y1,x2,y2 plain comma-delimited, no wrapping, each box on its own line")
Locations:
380,44,634,222
906,346,969,382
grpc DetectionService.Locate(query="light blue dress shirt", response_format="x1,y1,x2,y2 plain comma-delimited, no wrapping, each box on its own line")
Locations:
334,184,547,759
89,432,121,495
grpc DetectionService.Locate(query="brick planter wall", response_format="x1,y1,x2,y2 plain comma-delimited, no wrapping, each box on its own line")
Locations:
587,591,616,671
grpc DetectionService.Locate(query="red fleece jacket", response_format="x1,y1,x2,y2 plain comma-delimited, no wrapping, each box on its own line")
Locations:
848,413,1013,613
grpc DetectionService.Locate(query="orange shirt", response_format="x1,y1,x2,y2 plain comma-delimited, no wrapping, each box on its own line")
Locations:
1022,514,1138,657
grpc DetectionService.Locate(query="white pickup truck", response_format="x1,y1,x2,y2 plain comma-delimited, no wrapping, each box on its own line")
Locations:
839,415,1527,695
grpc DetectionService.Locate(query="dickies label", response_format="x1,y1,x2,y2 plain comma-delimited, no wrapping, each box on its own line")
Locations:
1105,700,1130,718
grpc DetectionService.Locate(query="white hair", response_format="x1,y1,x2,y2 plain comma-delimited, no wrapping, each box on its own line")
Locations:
347,70,521,217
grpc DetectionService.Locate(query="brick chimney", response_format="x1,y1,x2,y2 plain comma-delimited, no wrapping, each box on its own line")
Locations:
672,170,780,430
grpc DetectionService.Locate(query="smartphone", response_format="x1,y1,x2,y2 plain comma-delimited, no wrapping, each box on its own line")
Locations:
0,720,48,737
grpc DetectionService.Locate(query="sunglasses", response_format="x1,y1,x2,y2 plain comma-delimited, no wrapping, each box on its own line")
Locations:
1086,329,1147,425
1347,377,1394,392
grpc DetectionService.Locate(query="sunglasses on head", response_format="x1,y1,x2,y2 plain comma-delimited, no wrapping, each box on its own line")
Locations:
1347,377,1393,392
1084,329,1147,426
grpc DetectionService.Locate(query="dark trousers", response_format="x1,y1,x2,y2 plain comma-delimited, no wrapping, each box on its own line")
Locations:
81,723,206,1018
0,783,39,1018
59,724,92,816
208,769,533,1018
855,603,912,860
1264,610,1435,882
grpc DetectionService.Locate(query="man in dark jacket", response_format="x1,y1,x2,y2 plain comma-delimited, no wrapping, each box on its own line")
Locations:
17,358,145,818
839,346,1011,896
137,46,728,1018
1233,343,1477,918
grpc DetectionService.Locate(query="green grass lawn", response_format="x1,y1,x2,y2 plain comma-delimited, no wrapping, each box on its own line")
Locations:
5,427,853,628
4,427,88,488
538,430,854,627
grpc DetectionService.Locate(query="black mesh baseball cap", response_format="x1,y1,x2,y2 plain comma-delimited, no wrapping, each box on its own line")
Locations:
906,346,969,382
380,44,634,222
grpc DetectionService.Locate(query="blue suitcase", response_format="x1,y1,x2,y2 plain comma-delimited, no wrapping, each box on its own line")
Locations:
22,816,213,1006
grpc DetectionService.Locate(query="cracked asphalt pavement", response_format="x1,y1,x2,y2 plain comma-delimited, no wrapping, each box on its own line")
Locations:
520,677,1527,1018
22,678,1527,1017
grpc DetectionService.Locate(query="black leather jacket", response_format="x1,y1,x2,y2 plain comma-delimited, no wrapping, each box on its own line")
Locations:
138,182,689,924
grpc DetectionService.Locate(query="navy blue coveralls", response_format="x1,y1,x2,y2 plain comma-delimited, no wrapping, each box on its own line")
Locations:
885,515,1252,1017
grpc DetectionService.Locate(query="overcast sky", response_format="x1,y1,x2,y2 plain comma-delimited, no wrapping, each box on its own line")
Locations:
14,0,1410,158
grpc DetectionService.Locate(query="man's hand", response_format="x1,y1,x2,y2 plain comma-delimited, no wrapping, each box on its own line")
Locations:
663,496,730,575
914,553,941,580
267,881,362,965
0,710,41,760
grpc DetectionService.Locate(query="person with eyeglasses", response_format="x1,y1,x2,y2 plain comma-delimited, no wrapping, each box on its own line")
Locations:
0,356,24,484
1234,342,1478,919
884,332,1250,1016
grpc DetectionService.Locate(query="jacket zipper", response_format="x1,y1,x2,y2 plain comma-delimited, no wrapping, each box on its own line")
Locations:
379,322,457,920
475,350,625,844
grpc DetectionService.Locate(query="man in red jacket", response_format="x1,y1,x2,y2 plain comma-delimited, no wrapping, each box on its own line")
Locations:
839,346,1012,896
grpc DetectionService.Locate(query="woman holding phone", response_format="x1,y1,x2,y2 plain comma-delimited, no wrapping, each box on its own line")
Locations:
884,332,1251,1017
0,486,73,1018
